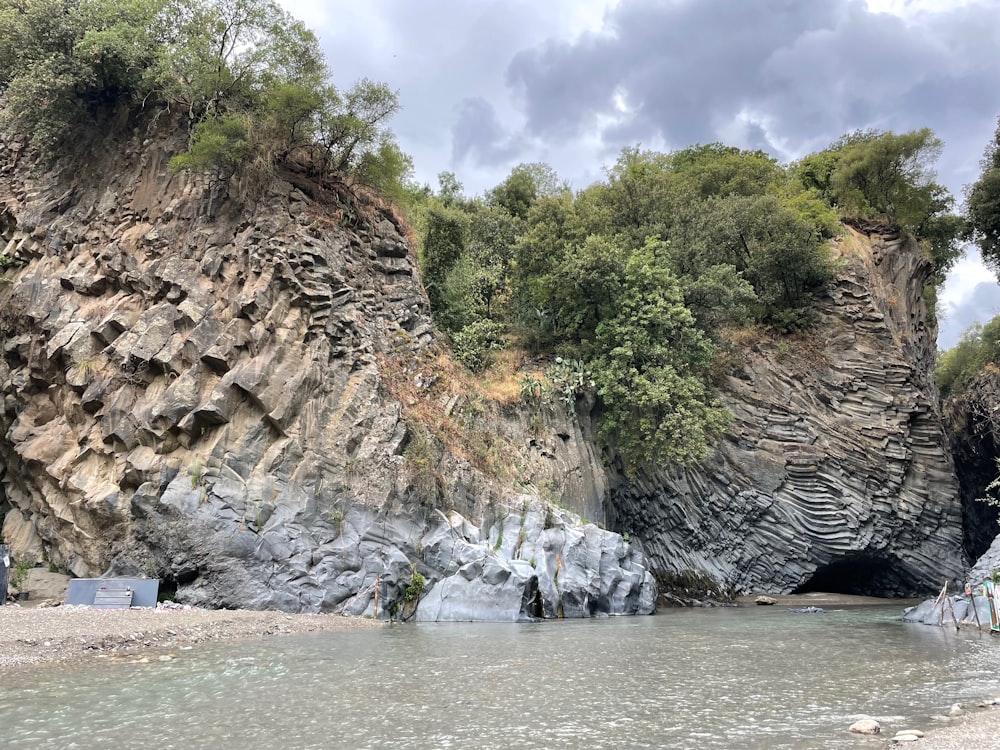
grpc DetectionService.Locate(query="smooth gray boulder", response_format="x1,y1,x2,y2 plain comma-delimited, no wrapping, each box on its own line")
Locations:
415,498,655,621
416,557,539,622
903,593,993,629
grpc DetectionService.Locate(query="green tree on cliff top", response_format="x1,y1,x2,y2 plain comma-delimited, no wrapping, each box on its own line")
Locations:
0,0,408,195
966,116,1000,275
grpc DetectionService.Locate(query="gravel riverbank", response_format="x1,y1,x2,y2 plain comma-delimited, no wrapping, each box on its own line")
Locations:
0,604,379,668
919,705,1000,749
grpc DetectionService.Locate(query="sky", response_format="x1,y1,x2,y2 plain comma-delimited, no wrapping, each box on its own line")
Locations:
279,0,1000,349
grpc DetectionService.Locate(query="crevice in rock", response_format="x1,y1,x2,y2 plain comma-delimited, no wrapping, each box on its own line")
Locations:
0,201,18,235
0,474,9,533
521,575,544,619
792,555,914,597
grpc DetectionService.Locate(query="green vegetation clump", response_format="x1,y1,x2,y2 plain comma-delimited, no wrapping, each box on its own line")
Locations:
966,116,1000,274
404,569,425,603
403,425,442,505
0,0,409,197
9,557,34,593
406,129,961,470
452,319,504,373
935,316,1000,397
793,128,963,280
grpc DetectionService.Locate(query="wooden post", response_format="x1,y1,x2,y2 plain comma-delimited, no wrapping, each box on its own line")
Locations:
944,582,960,632
931,582,948,627
968,583,984,631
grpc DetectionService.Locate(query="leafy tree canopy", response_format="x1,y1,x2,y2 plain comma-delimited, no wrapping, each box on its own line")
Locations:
936,315,1000,397
966,117,1000,275
592,237,730,466
0,0,409,196
795,128,964,277
487,162,565,220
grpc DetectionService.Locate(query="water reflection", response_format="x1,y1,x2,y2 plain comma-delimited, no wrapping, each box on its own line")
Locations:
3,606,998,749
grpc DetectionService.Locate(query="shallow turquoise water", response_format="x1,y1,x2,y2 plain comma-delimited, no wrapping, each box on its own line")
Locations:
3,606,998,749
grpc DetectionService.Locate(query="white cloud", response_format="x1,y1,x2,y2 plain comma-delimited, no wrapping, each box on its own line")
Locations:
940,253,996,310
865,0,978,15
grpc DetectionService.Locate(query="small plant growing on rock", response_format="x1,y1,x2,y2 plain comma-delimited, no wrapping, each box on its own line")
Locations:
68,356,104,380
327,507,344,533
519,374,543,402
404,569,425,603
403,426,443,506
543,357,593,414
0,251,20,283
9,557,34,594
189,461,204,489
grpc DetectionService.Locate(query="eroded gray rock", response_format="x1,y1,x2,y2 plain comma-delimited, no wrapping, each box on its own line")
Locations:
416,498,655,621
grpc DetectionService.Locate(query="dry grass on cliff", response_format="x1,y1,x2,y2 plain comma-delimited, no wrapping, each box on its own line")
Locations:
714,324,830,380
377,346,523,481
478,346,545,404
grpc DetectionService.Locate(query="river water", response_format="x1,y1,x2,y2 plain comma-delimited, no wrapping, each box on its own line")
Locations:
3,605,999,749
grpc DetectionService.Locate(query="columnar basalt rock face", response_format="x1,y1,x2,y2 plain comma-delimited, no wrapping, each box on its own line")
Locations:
0,124,964,607
609,227,966,596
0,130,428,576
943,369,1000,563
0,127,652,616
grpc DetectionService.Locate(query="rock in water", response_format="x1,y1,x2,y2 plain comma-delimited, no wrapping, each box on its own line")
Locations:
755,596,777,605
848,718,881,735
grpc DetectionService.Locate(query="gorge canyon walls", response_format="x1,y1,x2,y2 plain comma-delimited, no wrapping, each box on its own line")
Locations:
0,126,966,612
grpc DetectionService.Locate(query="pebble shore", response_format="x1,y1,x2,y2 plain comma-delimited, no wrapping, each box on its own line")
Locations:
912,706,1000,749
0,603,379,668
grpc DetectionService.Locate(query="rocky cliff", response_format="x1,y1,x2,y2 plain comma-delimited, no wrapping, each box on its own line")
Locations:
0,124,653,618
0,124,966,610
943,369,1000,567
609,226,966,597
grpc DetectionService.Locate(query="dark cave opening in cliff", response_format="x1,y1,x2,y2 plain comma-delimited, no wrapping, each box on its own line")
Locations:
792,555,913,597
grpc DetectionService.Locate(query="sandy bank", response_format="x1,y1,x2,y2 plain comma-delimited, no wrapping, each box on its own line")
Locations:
735,591,918,607
0,604,379,668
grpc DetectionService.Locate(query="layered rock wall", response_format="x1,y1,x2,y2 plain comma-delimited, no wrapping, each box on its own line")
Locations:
0,124,651,617
609,227,965,596
0,122,966,608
